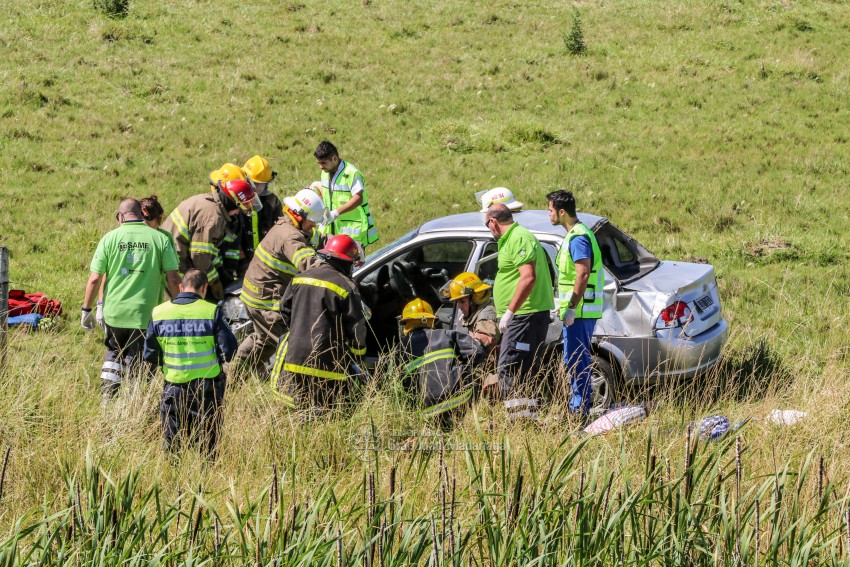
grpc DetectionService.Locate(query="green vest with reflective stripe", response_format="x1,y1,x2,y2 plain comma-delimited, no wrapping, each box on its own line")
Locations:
320,161,379,246
556,222,604,319
151,299,221,384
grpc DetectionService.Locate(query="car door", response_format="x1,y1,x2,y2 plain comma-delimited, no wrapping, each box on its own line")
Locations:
356,237,476,357
469,238,561,346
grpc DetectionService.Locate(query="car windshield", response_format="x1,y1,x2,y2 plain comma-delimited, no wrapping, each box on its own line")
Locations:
593,220,660,284
362,228,418,265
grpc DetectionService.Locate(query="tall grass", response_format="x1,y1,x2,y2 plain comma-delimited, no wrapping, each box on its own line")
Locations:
2,427,848,564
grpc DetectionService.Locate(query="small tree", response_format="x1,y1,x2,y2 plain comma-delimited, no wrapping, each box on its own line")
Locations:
93,0,129,19
564,9,586,55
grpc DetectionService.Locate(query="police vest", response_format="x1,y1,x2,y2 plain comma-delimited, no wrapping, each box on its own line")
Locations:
320,161,379,246
556,223,604,319
151,299,221,383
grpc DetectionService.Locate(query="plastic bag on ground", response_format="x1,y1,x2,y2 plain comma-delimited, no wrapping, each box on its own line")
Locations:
583,405,646,436
768,409,807,425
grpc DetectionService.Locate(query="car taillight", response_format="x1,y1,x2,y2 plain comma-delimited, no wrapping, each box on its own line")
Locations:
659,301,692,327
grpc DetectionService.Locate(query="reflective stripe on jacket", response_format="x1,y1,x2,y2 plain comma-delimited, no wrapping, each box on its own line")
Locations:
276,262,366,381
162,192,232,284
319,161,379,246
556,222,604,319
150,299,220,384
400,328,483,417
240,214,321,311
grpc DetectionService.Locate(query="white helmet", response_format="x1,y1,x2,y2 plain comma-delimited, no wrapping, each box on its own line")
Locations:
284,188,325,223
479,187,523,212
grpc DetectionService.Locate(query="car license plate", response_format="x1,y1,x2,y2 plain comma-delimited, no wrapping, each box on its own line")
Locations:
694,294,714,313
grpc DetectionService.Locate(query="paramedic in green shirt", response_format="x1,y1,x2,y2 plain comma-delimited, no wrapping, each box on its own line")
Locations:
82,198,180,401
485,203,554,421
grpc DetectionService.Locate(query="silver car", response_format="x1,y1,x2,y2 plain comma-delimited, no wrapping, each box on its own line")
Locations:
354,210,729,412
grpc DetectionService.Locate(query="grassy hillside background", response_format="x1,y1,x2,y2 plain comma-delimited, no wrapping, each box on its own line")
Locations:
1,0,849,562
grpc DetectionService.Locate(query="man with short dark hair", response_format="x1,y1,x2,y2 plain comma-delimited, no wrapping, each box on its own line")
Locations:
314,140,379,247
485,203,554,421
82,198,180,401
547,190,604,417
143,269,237,458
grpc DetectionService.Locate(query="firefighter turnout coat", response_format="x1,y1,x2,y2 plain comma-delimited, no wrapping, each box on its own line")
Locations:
240,214,322,312
274,261,367,381
162,192,237,298
400,328,485,417
458,303,501,353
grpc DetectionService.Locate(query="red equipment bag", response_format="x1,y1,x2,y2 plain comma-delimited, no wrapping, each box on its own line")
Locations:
7,290,63,317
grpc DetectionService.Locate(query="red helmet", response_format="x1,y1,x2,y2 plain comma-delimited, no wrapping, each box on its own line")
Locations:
221,179,256,210
319,234,362,263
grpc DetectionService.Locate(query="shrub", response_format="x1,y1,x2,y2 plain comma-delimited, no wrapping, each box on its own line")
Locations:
93,0,129,19
564,9,586,55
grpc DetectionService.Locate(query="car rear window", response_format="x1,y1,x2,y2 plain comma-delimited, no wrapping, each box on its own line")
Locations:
593,221,659,284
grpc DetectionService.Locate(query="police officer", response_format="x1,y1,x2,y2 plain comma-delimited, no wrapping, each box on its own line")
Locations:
485,203,554,421
314,141,379,248
440,272,500,354
234,188,325,374
163,170,258,301
270,234,367,410
399,298,484,423
143,269,237,457
547,190,604,417
82,198,180,401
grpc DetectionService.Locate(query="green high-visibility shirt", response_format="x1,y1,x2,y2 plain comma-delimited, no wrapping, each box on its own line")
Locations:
493,223,555,317
91,222,178,328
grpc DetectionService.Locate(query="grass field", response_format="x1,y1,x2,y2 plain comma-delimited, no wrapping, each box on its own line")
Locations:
1,0,850,563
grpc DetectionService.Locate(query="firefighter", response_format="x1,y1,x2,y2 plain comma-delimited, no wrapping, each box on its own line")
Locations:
234,188,326,374
440,272,500,354
399,298,485,423
314,140,379,248
241,155,284,269
211,164,250,288
143,269,237,458
270,234,367,410
162,171,258,301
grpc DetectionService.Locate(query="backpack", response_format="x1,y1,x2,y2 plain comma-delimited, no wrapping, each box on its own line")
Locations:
7,290,63,318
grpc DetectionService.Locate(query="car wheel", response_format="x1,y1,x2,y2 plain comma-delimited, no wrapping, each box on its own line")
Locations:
589,355,617,416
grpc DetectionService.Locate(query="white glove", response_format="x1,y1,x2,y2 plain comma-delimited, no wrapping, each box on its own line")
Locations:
562,308,576,327
328,209,340,223
96,301,105,329
498,309,514,333
81,308,95,331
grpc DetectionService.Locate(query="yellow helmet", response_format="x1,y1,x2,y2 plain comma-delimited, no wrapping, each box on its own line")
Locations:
242,155,276,184
400,298,436,334
209,168,223,190
440,272,492,305
218,162,246,184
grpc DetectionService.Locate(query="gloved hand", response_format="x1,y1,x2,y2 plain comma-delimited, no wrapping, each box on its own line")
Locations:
81,307,95,331
498,309,514,333
327,209,340,223
562,308,576,327
96,301,105,329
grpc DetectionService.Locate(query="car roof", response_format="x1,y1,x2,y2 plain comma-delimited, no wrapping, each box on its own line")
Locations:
418,210,607,238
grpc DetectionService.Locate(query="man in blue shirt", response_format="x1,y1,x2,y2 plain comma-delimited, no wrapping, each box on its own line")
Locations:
547,190,605,417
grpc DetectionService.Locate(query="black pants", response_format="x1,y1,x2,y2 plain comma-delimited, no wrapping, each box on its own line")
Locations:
101,326,147,398
280,372,356,411
497,310,551,395
161,375,226,458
